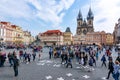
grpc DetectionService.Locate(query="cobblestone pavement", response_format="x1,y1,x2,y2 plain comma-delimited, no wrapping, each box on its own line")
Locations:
0,48,118,80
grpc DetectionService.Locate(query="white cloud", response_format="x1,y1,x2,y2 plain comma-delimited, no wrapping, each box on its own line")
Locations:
91,0,120,33
0,0,33,19
27,0,75,28
0,0,75,29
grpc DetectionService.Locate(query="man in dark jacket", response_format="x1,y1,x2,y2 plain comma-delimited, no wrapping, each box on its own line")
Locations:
13,55,19,77
101,55,107,67
106,59,114,79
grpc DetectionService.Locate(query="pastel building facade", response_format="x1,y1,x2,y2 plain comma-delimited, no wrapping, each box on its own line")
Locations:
63,27,73,45
86,31,106,45
39,30,63,46
0,21,33,45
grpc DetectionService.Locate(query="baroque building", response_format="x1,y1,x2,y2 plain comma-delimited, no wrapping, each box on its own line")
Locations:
39,30,63,46
0,21,33,45
76,8,94,35
63,27,73,45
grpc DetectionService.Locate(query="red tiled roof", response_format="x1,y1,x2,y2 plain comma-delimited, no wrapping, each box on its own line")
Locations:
11,25,17,28
0,21,9,25
40,30,63,36
43,30,62,34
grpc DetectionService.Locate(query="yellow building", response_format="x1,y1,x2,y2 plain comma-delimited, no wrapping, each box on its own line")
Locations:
63,27,73,45
106,33,113,45
12,25,23,44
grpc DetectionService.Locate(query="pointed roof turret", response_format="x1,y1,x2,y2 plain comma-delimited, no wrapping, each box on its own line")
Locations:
65,27,71,33
87,7,94,20
77,10,83,21
82,19,87,26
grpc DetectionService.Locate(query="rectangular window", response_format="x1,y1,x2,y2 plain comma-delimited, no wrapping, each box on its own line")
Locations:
4,29,6,36
1,29,3,36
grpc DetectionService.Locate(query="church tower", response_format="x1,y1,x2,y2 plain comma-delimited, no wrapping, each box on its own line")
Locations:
87,8,94,32
76,10,83,35
76,8,94,35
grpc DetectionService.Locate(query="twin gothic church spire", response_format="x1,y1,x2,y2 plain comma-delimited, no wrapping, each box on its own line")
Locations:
77,7,94,21
87,7,94,20
77,10,83,20
76,7,94,35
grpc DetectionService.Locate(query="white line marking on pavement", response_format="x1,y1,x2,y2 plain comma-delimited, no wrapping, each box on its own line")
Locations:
53,64,61,67
39,60,46,63
46,60,53,63
72,79,75,80
66,73,73,77
46,75,52,79
57,77,64,80
101,77,107,80
82,75,90,79
76,66,80,69
37,63,45,66
91,68,95,71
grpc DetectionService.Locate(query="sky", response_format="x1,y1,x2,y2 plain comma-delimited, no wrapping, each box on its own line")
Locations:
0,0,120,36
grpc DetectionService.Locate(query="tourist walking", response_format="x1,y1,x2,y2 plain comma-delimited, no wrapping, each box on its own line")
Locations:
66,55,72,68
106,59,114,79
8,52,13,67
32,51,36,61
101,54,107,67
13,55,19,77
49,47,53,59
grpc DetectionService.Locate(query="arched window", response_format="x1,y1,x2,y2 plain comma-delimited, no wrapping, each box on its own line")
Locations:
83,29,87,35
89,20,92,24
78,22,80,26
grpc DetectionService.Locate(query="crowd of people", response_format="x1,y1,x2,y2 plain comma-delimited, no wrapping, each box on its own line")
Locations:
49,45,120,80
0,44,120,80
0,46,41,77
